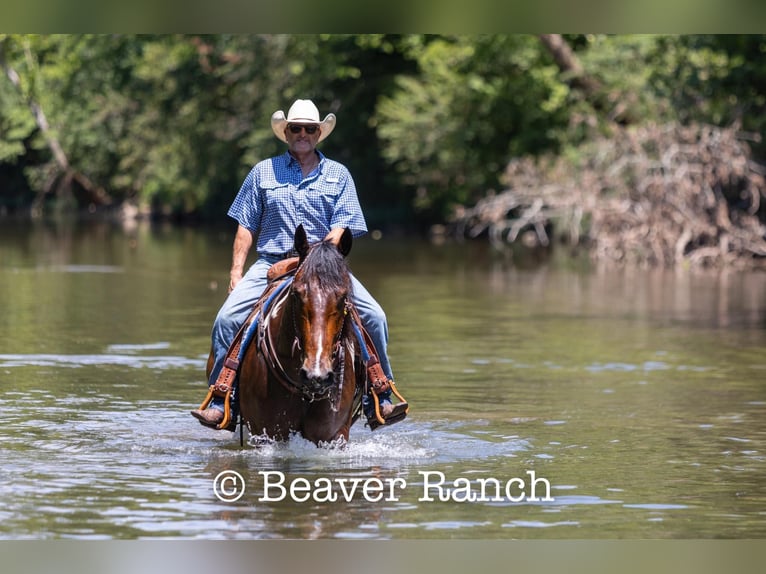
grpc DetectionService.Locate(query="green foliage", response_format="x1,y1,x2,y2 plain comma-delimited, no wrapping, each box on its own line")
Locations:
0,34,765,226
0,37,40,163
376,35,572,220
648,35,766,152
0,95,33,163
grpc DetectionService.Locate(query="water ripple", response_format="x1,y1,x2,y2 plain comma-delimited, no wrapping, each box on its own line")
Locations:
0,353,206,369
586,360,708,373
45,265,123,273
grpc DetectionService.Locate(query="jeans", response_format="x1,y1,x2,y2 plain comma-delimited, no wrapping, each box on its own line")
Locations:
206,255,393,408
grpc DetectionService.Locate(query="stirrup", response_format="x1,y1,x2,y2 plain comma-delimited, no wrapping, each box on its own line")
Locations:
196,384,235,431
366,381,409,431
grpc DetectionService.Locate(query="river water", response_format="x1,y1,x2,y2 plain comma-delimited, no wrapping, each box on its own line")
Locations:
1,219,765,539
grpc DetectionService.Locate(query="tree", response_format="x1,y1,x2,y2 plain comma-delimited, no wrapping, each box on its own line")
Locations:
2,34,765,231
0,35,111,212
376,35,572,222
648,35,766,154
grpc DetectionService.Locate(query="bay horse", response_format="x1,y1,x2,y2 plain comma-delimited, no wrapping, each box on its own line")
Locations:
235,225,365,446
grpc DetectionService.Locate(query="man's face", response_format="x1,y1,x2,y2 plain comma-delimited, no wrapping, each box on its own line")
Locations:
285,123,321,154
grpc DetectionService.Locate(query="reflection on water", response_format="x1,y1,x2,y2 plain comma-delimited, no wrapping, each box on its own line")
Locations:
1,219,765,539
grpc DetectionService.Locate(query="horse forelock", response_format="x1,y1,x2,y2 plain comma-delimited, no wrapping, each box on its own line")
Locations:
296,240,351,292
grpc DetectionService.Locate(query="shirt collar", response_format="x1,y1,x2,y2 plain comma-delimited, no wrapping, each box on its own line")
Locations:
285,150,325,169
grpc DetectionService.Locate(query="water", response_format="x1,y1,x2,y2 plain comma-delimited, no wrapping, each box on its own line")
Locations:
1,219,765,539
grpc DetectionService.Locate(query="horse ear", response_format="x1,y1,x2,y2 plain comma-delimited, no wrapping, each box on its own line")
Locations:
338,227,352,257
294,224,309,260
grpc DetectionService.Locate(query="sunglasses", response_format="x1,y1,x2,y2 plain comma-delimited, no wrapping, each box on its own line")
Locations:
288,124,319,135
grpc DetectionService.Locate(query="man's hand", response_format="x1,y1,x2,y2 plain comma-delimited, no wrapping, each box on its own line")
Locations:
323,227,346,246
229,270,244,293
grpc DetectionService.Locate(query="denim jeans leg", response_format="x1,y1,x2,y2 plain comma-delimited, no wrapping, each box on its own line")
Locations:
206,258,273,408
350,274,393,380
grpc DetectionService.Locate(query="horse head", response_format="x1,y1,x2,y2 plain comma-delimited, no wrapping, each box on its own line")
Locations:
291,225,353,399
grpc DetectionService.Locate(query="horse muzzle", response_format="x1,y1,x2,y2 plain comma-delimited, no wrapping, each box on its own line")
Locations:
299,368,335,401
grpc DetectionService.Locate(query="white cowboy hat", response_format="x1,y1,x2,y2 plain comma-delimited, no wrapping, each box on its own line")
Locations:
271,99,336,143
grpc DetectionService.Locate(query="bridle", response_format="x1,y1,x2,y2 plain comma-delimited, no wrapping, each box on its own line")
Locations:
258,272,353,404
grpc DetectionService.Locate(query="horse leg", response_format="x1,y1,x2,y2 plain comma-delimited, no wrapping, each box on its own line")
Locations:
302,391,356,445
239,355,304,442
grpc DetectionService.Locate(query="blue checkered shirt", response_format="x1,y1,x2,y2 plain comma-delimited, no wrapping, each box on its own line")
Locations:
228,151,368,257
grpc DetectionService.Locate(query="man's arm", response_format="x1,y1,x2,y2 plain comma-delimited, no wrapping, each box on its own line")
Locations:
229,224,254,292
328,165,367,237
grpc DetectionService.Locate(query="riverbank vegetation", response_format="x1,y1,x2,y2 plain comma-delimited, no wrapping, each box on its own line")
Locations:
1,35,765,267
451,123,766,269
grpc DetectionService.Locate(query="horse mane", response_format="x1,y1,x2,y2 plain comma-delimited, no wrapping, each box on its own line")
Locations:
298,240,351,291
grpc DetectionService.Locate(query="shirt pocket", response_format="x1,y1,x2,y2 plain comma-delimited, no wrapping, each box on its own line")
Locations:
307,181,342,216
260,179,293,210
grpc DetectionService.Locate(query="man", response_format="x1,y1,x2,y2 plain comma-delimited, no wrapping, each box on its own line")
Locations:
191,99,406,431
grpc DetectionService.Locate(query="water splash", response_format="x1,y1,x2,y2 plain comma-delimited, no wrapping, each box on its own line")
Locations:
240,419,529,470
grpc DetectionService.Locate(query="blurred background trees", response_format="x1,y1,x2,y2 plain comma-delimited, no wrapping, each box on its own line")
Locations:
1,34,764,236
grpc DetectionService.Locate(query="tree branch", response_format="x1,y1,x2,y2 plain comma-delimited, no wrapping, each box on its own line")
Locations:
0,38,111,205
